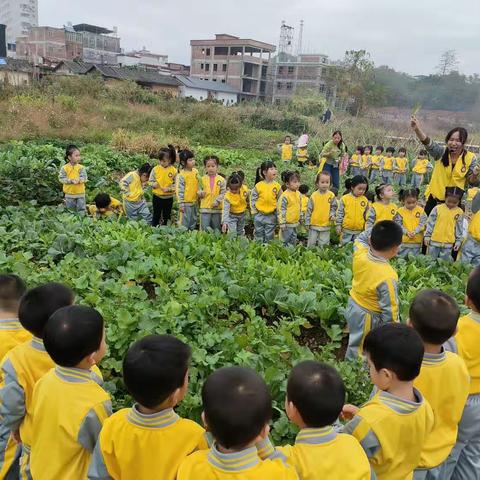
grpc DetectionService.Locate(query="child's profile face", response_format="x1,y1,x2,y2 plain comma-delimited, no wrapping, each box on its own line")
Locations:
317,175,331,192
445,196,460,209
264,167,277,181
381,185,395,201
352,183,367,197
404,196,418,210
186,158,196,169
288,178,300,191
140,173,149,183
367,355,387,389
69,149,81,164
205,159,218,175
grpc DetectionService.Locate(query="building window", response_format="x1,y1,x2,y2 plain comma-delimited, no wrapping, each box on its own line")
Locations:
277,82,282,89
206,48,211,56
205,63,210,71
213,63,217,72
278,66,284,74
213,78,217,81
222,64,227,72
201,63,204,70
288,66,294,74
221,79,226,83
286,82,293,90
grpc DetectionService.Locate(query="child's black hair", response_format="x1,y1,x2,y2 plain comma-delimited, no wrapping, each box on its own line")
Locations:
65,144,79,161
364,145,373,154
94,193,111,209
0,274,26,312
299,184,310,195
255,161,276,185
344,175,369,193
287,361,345,428
375,183,392,201
123,334,191,409
375,146,384,153
418,149,428,156
19,283,74,338
234,170,245,182
399,188,420,202
398,147,407,154
385,147,395,154
150,145,176,165
355,146,365,155
284,135,292,142
227,172,243,190
467,266,480,312
178,149,195,169
44,305,104,367
445,187,464,202
370,220,403,251
202,366,271,450
204,155,220,166
364,323,424,381
138,163,152,176
283,171,301,184
409,289,460,345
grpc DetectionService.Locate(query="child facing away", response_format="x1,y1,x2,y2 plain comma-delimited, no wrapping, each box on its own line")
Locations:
278,171,302,246
411,150,432,188
393,148,409,186
342,324,434,480
222,171,249,237
345,220,402,360
359,145,372,178
424,187,464,261
365,183,398,231
381,147,395,184
149,145,177,227
336,175,369,246
88,334,207,480
176,149,200,231
305,172,337,248
370,146,384,183
59,144,88,214
408,290,470,480
251,161,281,243
394,188,427,258
177,366,298,480
29,306,110,480
459,189,480,267
350,146,364,177
199,156,226,232
88,193,124,219
0,283,74,480
120,163,153,223
299,184,309,218
278,135,294,162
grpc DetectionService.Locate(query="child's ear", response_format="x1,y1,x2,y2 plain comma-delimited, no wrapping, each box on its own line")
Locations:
201,411,208,429
406,318,413,328
86,352,97,367
259,423,270,440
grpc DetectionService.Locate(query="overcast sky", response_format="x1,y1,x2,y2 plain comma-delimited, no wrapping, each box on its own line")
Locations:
40,0,480,75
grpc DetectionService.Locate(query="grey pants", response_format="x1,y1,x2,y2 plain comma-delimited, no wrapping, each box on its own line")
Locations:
414,464,446,480
124,200,152,223
358,169,368,178
307,229,330,247
394,173,407,186
65,196,86,215
382,171,393,183
411,173,424,187
369,169,380,183
253,213,276,243
398,243,422,258
201,212,222,232
340,230,361,246
178,204,197,231
350,166,360,177
428,244,453,261
225,213,246,236
459,236,480,267
280,226,297,246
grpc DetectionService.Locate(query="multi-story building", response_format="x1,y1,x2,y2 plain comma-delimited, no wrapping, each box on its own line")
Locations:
190,33,275,101
0,0,38,55
117,48,168,70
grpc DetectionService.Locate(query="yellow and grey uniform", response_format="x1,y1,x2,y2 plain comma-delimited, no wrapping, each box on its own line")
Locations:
88,197,124,219
306,190,337,248
412,349,469,480
296,146,308,164
424,204,464,261
359,154,370,177
251,180,281,243
149,165,177,199
58,163,88,214
88,404,208,480
459,191,480,266
278,190,302,246
343,389,434,480
350,154,362,177
222,185,249,237
345,245,399,360
365,202,398,231
370,155,383,182
393,157,409,186
336,193,369,246
279,143,293,162
0,318,31,362
120,171,152,223
380,156,394,183
394,206,427,257
30,367,111,480
443,311,480,479
199,175,226,232
176,169,200,231
411,159,433,187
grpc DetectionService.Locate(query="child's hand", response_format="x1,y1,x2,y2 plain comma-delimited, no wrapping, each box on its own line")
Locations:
72,179,79,184
198,191,206,199
453,244,460,252
341,404,359,421
280,224,286,230
12,430,21,444
151,182,159,189
222,224,228,234
424,238,430,246
407,231,415,239
336,226,342,235
473,165,480,176
179,205,185,214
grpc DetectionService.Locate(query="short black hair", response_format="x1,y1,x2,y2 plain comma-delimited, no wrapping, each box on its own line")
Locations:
287,361,345,428
138,163,152,175
0,274,26,311
386,147,395,154
364,323,424,381
398,147,407,154
376,146,384,153
123,335,191,409
43,305,104,367
299,184,309,195
19,283,74,338
202,366,271,450
370,220,403,251
409,290,459,344
467,266,480,312
94,193,111,209
419,149,428,156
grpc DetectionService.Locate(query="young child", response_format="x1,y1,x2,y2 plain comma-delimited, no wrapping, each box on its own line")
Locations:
177,366,297,479
370,146,384,183
345,220,402,360
88,193,124,218
365,183,397,231
0,283,74,480
149,145,177,227
88,334,207,480
299,184,309,218
222,172,249,237
176,149,200,231
359,145,372,178
279,135,293,163
199,156,226,232
120,163,153,223
459,189,480,267
278,171,302,246
0,274,29,361
444,267,480,479
408,290,470,479
336,175,369,246
306,172,337,248
59,144,87,214
411,150,432,187
394,188,427,258
350,146,364,177
296,134,309,167
381,147,395,184
393,147,409,186
29,305,110,480
342,324,434,480
251,161,281,243
424,187,464,261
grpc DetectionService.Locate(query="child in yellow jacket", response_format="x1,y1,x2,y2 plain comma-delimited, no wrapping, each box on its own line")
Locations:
411,149,433,188
365,183,398,231
176,150,200,231
350,146,364,177
393,147,409,186
58,144,87,215
369,146,384,183
381,147,395,183
278,135,293,162
222,171,249,237
120,163,153,223
278,171,302,246
199,156,226,232
88,193,124,218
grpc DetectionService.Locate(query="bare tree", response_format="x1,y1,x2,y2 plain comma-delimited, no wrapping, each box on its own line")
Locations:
437,50,459,76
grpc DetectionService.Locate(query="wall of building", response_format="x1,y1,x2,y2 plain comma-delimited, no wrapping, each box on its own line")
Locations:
179,86,237,104
0,69,31,86
0,0,38,52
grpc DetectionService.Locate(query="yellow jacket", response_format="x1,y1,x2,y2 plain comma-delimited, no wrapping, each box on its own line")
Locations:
120,171,144,203
88,197,124,218
278,190,302,226
469,211,480,241
382,156,394,171
200,175,226,212
251,180,281,215
297,147,308,163
370,155,382,170
350,154,361,167
176,169,200,205
360,155,370,169
425,204,463,245
336,193,369,232
412,159,432,174
0,318,31,361
149,165,177,198
366,202,398,230
281,144,293,161
393,157,408,173
306,191,337,230
394,206,427,244
59,163,87,196
222,185,249,224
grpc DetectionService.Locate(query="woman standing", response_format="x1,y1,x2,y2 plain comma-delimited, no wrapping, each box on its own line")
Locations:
320,130,346,193
411,116,479,214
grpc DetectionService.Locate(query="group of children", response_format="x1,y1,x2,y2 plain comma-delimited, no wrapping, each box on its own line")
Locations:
0,267,480,480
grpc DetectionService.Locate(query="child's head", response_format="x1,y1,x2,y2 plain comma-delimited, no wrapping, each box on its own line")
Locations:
227,172,243,194
364,323,424,390
418,149,427,159
283,171,301,191
138,163,152,183
398,147,407,158
65,144,80,164
409,289,459,346
202,366,271,450
179,149,195,170
466,266,480,313
19,283,74,338
375,183,394,202
355,146,365,155
315,172,331,192
385,147,395,157
204,155,219,176
0,274,26,314
286,361,345,429
370,220,403,258
364,145,373,155
375,146,384,155
345,175,368,197
284,135,292,145
299,184,309,195
445,187,464,209
123,334,191,410
93,193,112,212
44,305,106,368
399,188,419,210
255,160,277,184
151,145,176,167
